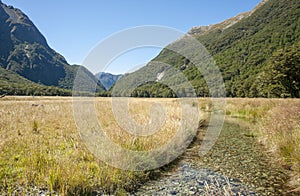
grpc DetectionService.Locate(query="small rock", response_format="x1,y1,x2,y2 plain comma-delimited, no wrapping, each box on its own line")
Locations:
255,187,265,192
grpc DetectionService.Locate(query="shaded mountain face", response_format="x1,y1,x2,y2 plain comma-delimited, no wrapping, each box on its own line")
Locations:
0,66,73,96
95,72,122,90
0,2,105,92
0,2,67,86
119,0,300,98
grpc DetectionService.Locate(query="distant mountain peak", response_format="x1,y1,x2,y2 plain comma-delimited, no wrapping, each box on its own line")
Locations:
96,72,123,90
0,2,48,46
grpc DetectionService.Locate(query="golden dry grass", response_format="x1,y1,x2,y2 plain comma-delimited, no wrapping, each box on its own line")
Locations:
0,96,299,194
257,100,300,192
225,98,300,193
0,96,201,195
96,98,181,150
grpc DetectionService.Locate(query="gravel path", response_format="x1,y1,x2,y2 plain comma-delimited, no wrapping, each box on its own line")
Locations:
134,162,256,195
133,118,292,195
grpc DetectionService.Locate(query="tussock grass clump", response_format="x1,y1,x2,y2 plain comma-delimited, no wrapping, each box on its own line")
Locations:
225,98,300,193
226,98,275,120
257,100,300,192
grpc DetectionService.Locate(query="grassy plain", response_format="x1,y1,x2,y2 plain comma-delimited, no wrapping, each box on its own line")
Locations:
0,97,200,195
0,97,299,194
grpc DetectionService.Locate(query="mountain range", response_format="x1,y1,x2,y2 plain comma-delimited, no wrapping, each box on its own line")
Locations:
0,1,105,95
0,0,299,97
113,0,300,98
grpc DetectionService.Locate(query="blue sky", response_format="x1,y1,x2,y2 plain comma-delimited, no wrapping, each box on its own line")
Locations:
3,0,261,74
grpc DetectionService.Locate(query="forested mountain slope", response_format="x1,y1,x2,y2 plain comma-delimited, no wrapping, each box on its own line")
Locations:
121,0,300,98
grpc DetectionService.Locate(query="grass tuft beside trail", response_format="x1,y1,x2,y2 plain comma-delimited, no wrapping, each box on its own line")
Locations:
226,98,300,193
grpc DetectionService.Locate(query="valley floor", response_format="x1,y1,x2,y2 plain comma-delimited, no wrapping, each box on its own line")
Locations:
0,97,299,195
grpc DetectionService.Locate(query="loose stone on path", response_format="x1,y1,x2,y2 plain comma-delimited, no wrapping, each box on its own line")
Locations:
134,162,256,195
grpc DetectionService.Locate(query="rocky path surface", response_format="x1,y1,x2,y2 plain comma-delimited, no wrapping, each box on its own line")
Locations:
134,162,256,195
133,118,292,195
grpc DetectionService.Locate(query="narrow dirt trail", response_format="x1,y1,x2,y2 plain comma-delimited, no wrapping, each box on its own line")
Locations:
133,118,292,195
